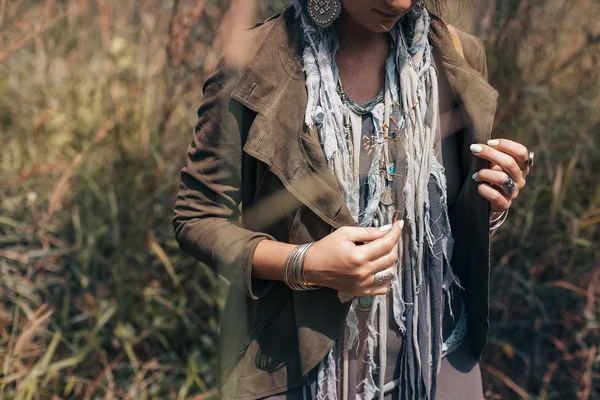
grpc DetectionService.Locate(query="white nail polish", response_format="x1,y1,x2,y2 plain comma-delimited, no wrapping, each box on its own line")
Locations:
470,144,483,153
472,172,479,180
379,224,392,232
398,220,404,229
487,139,500,146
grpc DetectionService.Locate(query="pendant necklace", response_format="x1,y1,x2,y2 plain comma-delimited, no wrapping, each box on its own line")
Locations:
337,77,354,173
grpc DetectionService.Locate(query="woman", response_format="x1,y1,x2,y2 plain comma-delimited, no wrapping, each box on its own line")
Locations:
173,0,533,399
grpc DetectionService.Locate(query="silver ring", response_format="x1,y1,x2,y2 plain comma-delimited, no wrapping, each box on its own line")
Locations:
519,151,535,169
373,270,394,285
528,151,535,168
501,176,517,194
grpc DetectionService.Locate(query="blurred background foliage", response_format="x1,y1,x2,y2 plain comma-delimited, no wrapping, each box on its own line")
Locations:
0,0,598,398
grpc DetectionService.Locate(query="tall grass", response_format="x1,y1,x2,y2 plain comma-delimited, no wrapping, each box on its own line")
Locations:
465,1,600,398
1,0,232,398
0,0,598,398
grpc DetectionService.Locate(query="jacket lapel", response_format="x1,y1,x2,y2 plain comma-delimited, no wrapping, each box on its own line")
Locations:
231,8,356,230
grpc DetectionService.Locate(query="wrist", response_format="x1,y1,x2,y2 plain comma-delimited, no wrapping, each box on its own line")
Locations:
490,209,509,231
251,240,296,282
301,243,319,287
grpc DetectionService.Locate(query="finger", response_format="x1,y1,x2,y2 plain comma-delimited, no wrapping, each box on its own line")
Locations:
477,183,512,212
470,144,525,185
487,139,530,170
359,220,403,261
473,168,524,192
364,246,398,275
340,225,388,243
362,265,396,294
490,163,528,192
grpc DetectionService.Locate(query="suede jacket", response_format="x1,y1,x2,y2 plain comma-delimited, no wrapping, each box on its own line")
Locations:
172,7,498,400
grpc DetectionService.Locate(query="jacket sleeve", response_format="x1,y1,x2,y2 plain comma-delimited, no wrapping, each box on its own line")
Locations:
172,63,276,300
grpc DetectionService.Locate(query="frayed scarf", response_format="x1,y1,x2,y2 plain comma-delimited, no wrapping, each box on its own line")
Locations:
295,3,460,399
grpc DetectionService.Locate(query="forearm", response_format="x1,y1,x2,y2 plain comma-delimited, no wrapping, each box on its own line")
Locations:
251,240,297,282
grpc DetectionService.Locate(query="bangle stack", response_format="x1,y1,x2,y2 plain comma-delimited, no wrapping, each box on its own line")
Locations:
284,243,321,291
490,210,509,232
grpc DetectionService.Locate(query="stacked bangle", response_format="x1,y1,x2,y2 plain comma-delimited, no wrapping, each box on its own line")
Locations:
284,242,321,291
490,210,509,232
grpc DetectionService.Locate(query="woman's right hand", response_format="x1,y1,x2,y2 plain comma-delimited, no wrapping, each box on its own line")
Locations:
303,221,403,296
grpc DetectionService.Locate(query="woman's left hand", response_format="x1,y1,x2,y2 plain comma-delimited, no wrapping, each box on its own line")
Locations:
470,139,531,214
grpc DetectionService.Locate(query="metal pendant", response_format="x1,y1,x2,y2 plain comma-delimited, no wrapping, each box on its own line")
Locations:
308,0,342,28
358,296,373,311
381,187,394,206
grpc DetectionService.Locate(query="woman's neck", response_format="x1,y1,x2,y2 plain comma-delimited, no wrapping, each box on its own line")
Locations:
335,13,391,55
334,14,391,104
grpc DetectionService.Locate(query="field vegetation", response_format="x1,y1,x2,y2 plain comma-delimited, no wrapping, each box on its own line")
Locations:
0,0,598,398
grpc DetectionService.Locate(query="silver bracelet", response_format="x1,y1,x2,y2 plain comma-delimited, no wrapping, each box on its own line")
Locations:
284,243,321,291
490,210,509,231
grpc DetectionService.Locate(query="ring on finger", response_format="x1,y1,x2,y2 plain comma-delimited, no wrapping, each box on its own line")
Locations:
528,151,535,167
518,151,535,169
500,175,517,194
373,270,394,285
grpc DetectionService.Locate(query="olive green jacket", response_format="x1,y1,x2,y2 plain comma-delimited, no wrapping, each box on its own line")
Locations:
173,7,498,399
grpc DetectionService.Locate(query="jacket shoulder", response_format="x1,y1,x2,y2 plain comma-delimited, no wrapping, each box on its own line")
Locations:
450,26,489,79
245,13,283,56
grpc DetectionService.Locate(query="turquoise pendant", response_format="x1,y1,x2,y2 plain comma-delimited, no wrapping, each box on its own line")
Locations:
358,296,372,311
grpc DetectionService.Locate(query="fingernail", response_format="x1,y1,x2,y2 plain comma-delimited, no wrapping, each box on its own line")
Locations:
487,139,500,147
470,144,483,153
379,224,392,232
472,172,479,180
398,220,404,229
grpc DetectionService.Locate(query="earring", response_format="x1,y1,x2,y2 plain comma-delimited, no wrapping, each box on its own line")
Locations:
410,0,426,18
308,0,342,28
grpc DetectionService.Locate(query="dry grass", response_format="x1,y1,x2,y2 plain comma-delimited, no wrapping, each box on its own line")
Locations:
467,1,600,398
0,0,233,398
0,0,598,398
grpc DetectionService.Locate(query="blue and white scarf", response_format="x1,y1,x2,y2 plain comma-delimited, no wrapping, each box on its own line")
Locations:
295,3,461,399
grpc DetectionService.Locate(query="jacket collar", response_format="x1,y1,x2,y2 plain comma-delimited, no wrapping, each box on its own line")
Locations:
232,8,498,230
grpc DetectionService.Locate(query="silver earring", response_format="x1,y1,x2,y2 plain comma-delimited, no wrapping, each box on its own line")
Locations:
308,0,342,28
410,0,426,18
